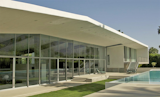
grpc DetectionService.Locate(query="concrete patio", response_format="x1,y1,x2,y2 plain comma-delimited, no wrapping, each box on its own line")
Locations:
84,83,160,97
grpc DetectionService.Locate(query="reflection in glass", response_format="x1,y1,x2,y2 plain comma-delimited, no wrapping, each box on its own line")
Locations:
99,60,105,72
79,60,84,75
85,60,90,74
74,42,79,58
95,48,99,59
67,60,73,79
67,41,73,58
59,59,66,81
29,58,39,85
79,43,86,58
29,34,40,57
51,59,57,83
90,47,94,59
15,58,27,87
16,34,28,56
51,37,59,57
86,46,90,58
41,35,50,57
59,40,66,58
74,60,79,76
90,60,95,73
0,34,15,56
0,58,13,90
41,59,49,84
95,60,99,73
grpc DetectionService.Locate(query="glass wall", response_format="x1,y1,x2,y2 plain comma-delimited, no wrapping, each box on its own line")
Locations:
124,46,137,62
15,58,27,87
50,59,57,83
0,34,15,56
0,58,13,90
29,58,39,85
41,59,49,84
0,34,106,90
67,60,73,79
59,59,66,81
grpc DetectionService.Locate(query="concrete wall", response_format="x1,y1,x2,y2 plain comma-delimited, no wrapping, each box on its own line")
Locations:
107,45,124,68
137,47,149,64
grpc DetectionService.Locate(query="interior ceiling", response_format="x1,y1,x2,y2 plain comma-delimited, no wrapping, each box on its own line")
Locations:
0,7,146,49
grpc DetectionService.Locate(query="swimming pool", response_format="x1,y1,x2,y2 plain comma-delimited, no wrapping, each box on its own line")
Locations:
111,69,160,84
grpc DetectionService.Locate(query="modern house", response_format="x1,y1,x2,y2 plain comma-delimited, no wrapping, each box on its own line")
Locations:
0,0,149,90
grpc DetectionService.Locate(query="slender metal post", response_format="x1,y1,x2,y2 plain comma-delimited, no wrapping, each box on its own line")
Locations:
39,58,41,85
12,57,15,88
65,59,67,80
84,59,85,74
78,60,80,75
49,59,51,84
72,59,74,77
27,58,29,87
57,59,59,82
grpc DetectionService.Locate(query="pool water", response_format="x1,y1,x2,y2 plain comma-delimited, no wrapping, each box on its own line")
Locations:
111,69,160,84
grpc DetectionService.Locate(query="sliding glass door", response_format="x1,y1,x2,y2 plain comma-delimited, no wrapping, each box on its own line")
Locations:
0,58,13,90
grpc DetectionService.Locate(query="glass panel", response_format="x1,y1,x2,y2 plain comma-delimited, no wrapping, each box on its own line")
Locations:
67,60,73,79
0,58,13,90
15,58,27,87
67,41,73,58
50,59,57,83
29,34,40,57
95,48,99,59
79,43,86,58
131,48,135,62
86,46,90,58
98,47,105,59
90,47,94,59
0,34,15,56
41,35,50,57
90,60,95,73
79,60,84,75
74,42,79,58
85,60,90,74
51,37,59,57
99,60,105,72
126,47,130,61
59,59,66,81
74,60,79,76
59,40,66,58
29,58,39,85
41,59,49,84
16,34,28,56
95,60,99,73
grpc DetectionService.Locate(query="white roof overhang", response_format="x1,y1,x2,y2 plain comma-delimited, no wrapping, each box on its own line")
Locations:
0,0,148,49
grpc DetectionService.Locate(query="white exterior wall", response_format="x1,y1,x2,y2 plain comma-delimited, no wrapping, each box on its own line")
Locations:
107,45,124,68
137,47,149,64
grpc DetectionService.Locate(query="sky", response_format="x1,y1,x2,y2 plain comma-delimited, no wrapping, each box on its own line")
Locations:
15,0,160,50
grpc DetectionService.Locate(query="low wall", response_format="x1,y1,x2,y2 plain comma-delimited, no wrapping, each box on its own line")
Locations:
106,68,125,73
137,68,160,73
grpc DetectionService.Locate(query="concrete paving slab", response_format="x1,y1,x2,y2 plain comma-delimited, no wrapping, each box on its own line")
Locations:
84,83,160,97
0,81,90,97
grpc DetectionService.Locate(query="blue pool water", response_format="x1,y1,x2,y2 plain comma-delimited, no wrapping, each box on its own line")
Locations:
111,69,160,84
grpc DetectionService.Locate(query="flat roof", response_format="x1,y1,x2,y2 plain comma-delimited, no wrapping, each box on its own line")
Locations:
0,0,148,49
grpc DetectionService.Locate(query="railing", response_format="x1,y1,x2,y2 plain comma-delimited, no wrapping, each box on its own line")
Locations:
138,57,149,62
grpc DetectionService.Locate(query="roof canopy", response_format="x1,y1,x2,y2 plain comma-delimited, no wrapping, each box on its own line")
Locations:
0,0,148,49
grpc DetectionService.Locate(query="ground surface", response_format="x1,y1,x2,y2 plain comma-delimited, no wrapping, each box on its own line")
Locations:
85,83,160,97
30,79,115,97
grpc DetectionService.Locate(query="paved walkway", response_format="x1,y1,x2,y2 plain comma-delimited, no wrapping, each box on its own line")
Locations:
0,81,90,97
84,83,160,97
0,72,138,97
